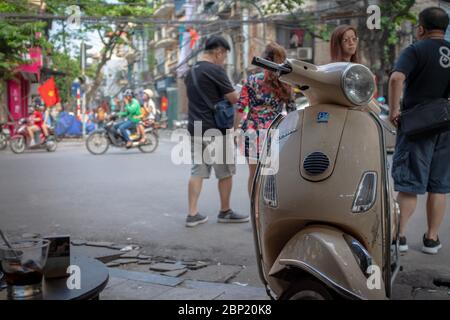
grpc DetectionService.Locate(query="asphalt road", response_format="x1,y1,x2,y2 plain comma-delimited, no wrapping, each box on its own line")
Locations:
1,136,449,296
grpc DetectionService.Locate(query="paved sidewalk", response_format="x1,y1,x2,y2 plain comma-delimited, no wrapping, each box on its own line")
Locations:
101,268,268,300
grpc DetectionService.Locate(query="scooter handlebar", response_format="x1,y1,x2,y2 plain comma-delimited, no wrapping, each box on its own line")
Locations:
251,57,292,74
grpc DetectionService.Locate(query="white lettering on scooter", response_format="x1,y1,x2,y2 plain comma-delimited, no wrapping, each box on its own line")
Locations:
366,265,382,290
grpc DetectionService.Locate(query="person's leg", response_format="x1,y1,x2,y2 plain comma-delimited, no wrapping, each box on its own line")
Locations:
398,191,418,237
426,193,446,240
138,125,146,143
27,125,38,145
218,176,232,212
119,121,133,145
41,124,49,137
188,176,204,216
248,163,258,198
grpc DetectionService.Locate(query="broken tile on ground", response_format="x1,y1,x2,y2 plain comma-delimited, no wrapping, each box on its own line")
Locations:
120,250,141,259
184,264,243,283
187,261,209,270
161,269,188,278
149,262,187,272
109,268,183,287
71,245,124,263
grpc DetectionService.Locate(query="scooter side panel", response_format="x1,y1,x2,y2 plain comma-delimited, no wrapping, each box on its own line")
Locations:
270,226,386,300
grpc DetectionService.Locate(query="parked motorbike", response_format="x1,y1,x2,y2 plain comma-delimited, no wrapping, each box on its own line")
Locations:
9,118,57,154
250,57,400,300
86,114,158,155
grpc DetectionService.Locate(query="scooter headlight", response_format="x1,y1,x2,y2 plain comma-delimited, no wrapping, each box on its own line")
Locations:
341,64,375,106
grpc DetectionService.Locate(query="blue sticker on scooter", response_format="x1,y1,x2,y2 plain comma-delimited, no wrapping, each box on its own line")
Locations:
317,112,329,123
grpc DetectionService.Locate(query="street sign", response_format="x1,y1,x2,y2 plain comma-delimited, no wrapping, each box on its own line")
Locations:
71,81,83,97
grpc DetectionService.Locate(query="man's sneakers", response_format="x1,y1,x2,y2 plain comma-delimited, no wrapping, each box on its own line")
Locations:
397,234,442,254
185,213,208,227
422,234,442,255
398,236,408,253
217,209,250,223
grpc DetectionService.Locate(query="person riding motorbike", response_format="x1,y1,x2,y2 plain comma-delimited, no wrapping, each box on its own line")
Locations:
115,89,142,148
27,103,49,146
135,89,155,144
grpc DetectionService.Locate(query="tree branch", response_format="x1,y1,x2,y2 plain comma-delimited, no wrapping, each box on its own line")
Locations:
97,29,107,47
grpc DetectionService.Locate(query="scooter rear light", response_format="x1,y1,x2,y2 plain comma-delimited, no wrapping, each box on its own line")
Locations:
352,172,377,213
263,174,277,208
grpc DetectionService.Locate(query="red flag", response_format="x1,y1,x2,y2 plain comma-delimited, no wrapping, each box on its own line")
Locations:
189,28,199,49
161,96,168,112
38,77,60,107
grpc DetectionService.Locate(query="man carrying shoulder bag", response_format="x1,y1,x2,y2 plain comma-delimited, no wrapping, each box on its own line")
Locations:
389,7,450,255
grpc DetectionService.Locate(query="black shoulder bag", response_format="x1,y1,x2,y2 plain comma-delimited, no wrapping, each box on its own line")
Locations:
191,65,235,129
400,98,450,138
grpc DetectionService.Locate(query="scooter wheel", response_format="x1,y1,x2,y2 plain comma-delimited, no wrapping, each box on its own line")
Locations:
46,140,57,152
281,278,334,300
9,137,25,154
138,132,158,153
86,132,109,155
0,133,7,150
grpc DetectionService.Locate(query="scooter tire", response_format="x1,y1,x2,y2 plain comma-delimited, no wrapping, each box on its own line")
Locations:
46,140,57,152
280,277,334,300
0,133,7,150
138,132,158,153
86,132,110,155
9,137,25,154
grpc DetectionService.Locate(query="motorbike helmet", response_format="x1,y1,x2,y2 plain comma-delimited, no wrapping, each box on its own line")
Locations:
143,89,154,99
124,89,134,98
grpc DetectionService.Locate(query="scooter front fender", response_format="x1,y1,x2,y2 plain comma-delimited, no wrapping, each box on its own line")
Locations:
269,226,386,300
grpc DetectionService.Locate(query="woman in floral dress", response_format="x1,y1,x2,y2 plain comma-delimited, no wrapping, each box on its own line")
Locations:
237,42,296,197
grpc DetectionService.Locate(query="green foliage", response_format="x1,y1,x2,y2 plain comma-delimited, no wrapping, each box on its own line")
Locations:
50,51,81,102
43,0,155,104
0,0,51,80
378,0,417,69
262,0,304,15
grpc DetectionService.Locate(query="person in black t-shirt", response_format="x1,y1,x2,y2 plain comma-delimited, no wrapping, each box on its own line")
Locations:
389,7,450,255
183,35,249,227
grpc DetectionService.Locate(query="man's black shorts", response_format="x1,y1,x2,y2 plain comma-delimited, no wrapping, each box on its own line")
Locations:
392,127,450,194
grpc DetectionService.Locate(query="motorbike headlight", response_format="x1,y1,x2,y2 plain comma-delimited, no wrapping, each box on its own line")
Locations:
341,64,375,106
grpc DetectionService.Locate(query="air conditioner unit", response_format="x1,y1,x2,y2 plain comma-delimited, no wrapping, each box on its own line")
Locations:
297,47,313,60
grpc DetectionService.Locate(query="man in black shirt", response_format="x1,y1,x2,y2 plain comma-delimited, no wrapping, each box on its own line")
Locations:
184,35,249,227
389,7,450,254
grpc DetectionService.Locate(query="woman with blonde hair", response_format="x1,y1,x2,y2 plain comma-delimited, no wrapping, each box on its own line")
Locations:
237,42,296,197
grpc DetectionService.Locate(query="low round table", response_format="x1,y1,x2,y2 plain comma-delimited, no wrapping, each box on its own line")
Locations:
0,255,109,300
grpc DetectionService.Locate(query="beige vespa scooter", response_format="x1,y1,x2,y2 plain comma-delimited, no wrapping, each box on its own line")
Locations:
250,57,400,300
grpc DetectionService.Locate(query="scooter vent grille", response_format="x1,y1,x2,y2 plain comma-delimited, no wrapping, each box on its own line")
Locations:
303,152,330,175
